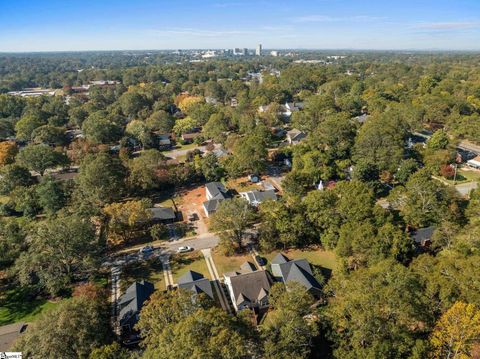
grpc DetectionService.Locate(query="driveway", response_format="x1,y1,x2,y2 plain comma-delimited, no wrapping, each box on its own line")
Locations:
455,181,478,196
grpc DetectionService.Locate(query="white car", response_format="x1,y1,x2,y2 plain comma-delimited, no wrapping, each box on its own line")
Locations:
177,246,193,253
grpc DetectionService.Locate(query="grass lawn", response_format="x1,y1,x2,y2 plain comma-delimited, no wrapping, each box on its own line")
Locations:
226,177,261,194
444,168,480,185
211,250,254,276
261,247,337,271
0,287,64,325
121,258,165,292
171,251,210,281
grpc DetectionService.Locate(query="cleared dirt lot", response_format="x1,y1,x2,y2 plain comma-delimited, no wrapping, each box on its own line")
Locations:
175,184,209,235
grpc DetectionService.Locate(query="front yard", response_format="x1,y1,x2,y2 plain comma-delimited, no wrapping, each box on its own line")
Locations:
211,249,254,276
121,258,165,292
171,251,211,281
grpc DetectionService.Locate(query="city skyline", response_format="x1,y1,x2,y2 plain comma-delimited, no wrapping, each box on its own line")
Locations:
1,0,480,52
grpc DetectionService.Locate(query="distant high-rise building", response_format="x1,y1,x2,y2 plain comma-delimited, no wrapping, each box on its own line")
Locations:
243,48,248,55
256,44,262,56
270,50,278,57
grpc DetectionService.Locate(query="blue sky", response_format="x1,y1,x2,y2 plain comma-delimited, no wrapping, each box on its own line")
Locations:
1,0,480,51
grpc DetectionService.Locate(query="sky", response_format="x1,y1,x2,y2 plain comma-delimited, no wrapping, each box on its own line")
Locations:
1,0,480,52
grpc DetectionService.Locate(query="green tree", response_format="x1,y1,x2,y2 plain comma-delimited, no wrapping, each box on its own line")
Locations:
36,176,69,215
15,215,99,295
353,113,406,172
16,144,69,176
31,124,67,145
0,164,34,194
77,153,126,206
82,111,123,144
210,197,257,249
119,91,148,118
262,283,318,359
14,292,111,359
146,110,174,133
89,343,132,359
427,130,450,150
325,260,432,359
14,113,47,140
201,152,224,181
128,149,169,192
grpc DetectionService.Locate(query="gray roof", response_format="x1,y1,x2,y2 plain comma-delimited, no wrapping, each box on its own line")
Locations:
271,253,290,264
203,198,224,213
229,270,273,306
287,129,306,142
240,261,257,273
149,207,176,220
205,182,227,200
412,226,436,245
240,189,277,205
118,280,154,328
272,254,321,293
177,270,214,299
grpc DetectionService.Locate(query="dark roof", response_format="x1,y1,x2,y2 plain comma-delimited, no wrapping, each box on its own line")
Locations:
272,254,321,293
118,281,154,328
287,129,306,142
0,322,26,351
178,270,205,283
177,270,214,299
205,182,227,200
412,226,436,245
229,270,273,306
149,207,176,220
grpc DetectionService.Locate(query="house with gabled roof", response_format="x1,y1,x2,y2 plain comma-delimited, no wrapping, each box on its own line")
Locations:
177,270,214,300
240,189,277,207
271,253,322,296
203,182,230,217
118,280,154,334
286,129,306,145
224,263,273,312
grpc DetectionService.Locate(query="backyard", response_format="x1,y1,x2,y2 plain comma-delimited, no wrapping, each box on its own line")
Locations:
261,247,337,271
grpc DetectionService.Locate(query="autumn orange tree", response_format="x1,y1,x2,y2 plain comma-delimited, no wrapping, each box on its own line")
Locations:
0,141,18,166
431,301,480,359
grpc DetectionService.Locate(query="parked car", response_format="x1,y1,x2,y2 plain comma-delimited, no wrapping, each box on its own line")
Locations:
139,246,154,254
255,255,267,266
177,246,193,253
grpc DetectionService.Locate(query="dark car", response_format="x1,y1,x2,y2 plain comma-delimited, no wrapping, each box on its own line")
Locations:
255,255,267,266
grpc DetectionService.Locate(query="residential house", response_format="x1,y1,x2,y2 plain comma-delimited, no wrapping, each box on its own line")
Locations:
412,226,436,247
157,134,172,149
224,263,273,312
271,253,322,296
177,270,214,300
240,189,277,207
181,132,202,144
118,280,154,335
0,322,27,351
203,182,229,217
286,129,306,145
283,102,304,117
149,207,176,224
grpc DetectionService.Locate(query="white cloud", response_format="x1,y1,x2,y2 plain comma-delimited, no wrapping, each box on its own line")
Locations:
292,15,385,23
149,28,258,38
412,21,480,31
